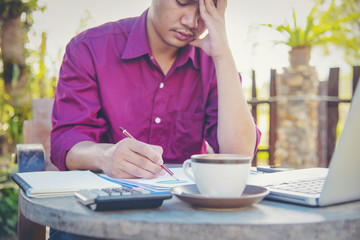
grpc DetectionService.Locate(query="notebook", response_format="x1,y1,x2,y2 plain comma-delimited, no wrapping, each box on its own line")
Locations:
248,83,360,207
11,170,120,197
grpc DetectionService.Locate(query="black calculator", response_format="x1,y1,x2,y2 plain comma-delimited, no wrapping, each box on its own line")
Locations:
75,186,172,211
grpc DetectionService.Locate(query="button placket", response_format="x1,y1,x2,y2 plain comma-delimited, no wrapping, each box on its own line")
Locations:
154,80,165,125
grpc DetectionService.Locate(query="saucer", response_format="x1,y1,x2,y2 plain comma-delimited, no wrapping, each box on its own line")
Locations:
171,184,269,209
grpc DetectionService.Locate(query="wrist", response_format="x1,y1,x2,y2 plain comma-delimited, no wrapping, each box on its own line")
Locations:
97,143,116,172
212,45,233,63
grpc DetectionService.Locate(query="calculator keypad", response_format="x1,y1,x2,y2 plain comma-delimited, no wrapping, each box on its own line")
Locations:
75,186,171,211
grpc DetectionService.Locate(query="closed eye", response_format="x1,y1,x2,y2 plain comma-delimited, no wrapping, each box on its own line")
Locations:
176,0,189,7
176,0,198,7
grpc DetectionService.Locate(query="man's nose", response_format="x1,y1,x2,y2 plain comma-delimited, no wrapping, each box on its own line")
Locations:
181,8,199,29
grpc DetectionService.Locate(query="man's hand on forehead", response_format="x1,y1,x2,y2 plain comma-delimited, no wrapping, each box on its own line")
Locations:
188,0,228,58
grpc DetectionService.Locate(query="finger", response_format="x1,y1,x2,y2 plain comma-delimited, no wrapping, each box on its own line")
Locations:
203,0,218,17
129,153,163,171
149,144,163,155
105,139,165,179
199,0,209,19
117,139,165,175
104,151,156,179
121,157,163,179
149,145,164,165
203,0,227,20
216,0,227,18
128,139,163,164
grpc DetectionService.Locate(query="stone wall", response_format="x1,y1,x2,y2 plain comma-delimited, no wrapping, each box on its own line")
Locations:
275,65,319,168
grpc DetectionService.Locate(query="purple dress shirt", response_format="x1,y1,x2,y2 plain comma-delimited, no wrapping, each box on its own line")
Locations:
50,9,261,171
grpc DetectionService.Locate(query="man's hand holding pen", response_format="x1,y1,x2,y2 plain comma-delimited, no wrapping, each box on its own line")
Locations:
102,137,166,179
118,127,179,180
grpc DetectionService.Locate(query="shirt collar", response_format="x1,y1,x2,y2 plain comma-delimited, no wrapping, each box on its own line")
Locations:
175,44,200,70
122,9,200,70
122,9,151,60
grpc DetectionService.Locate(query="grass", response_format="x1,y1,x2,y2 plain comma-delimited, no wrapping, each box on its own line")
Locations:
0,158,19,239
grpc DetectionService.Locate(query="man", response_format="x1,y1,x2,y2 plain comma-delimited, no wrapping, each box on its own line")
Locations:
51,0,260,180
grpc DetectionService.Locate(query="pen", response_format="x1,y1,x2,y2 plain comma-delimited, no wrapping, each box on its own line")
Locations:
119,127,179,181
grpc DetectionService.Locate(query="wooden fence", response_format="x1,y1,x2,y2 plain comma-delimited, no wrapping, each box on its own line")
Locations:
248,66,360,167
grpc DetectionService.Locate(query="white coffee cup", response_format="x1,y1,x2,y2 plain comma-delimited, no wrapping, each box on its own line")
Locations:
183,154,251,198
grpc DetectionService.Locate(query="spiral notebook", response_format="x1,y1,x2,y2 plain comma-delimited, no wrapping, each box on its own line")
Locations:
11,170,120,198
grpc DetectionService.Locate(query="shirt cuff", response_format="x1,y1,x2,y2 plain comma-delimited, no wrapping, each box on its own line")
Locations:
51,133,95,171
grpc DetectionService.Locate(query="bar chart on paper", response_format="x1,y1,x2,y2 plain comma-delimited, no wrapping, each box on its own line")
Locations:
100,168,194,192
156,180,188,184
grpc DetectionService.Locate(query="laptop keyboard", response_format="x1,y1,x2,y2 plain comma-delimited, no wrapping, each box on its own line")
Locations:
267,178,325,195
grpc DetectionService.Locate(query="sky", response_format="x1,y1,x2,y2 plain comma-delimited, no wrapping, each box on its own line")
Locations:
28,0,348,96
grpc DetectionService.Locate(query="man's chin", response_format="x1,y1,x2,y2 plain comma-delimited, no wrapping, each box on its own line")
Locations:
176,36,197,47
167,40,192,49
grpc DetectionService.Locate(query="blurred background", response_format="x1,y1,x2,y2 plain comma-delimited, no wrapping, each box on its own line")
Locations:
0,0,359,238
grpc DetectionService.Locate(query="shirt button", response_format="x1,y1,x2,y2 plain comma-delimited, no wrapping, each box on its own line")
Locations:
155,117,161,124
159,82,164,88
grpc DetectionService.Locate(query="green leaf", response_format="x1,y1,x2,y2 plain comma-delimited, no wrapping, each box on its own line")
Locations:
292,7,298,29
0,165,19,237
261,0,359,50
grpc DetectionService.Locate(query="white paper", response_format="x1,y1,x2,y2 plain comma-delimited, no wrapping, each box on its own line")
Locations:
100,168,194,192
15,170,120,197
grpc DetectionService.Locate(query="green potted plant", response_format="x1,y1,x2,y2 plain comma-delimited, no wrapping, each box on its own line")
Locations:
264,0,360,68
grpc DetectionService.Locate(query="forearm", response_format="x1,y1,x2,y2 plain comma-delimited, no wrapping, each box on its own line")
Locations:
66,141,113,171
213,48,257,157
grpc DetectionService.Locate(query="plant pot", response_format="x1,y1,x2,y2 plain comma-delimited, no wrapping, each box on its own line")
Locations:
289,46,312,68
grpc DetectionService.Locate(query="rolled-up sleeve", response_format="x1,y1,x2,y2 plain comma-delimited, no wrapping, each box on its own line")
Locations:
50,38,109,171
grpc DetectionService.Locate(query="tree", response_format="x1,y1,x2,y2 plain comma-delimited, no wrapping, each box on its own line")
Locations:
0,0,44,96
0,0,45,158
315,0,360,65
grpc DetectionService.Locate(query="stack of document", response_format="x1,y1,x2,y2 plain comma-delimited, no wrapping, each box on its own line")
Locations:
100,168,194,192
11,170,121,197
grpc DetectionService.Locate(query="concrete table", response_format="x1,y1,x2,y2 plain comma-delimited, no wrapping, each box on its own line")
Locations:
19,190,360,240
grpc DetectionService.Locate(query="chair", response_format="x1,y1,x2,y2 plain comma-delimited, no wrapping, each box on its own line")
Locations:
16,98,57,240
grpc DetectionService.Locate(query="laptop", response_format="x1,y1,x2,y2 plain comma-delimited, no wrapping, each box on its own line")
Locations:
248,82,360,207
